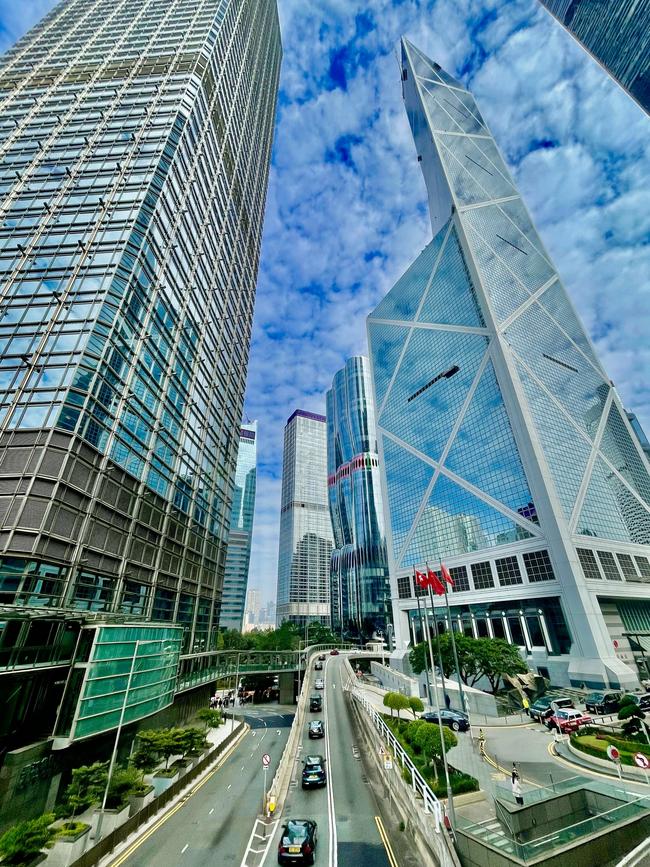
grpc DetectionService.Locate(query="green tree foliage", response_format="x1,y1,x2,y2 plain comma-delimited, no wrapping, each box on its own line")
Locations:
618,697,645,736
0,813,55,865
409,635,527,693
408,696,424,718
106,767,145,809
382,691,410,717
131,730,166,772
413,722,457,762
61,762,108,818
216,622,341,654
197,708,223,730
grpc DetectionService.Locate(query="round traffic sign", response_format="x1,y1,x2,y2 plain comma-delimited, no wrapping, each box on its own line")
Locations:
634,752,649,769
607,744,620,762
262,753,271,767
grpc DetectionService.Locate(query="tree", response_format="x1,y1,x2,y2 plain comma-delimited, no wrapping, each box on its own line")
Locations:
131,730,166,772
107,767,144,809
474,638,527,693
61,762,108,818
383,691,410,718
408,696,424,718
410,635,527,693
197,708,223,730
177,727,207,756
0,813,55,865
618,697,645,736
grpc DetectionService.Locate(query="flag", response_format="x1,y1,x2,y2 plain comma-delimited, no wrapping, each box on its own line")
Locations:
414,569,430,589
440,563,454,587
427,567,445,595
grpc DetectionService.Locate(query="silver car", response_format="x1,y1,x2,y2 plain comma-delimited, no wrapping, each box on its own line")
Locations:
314,678,324,690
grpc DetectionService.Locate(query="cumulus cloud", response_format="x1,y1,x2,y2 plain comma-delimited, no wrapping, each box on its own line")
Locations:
3,1,649,608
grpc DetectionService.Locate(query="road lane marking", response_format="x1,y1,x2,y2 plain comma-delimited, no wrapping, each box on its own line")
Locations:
240,817,279,867
227,784,232,790
209,807,214,814
324,659,338,867
181,843,189,854
375,816,399,867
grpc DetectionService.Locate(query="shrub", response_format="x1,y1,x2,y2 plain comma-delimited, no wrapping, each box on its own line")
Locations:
383,692,410,717
54,821,89,840
618,702,645,737
197,708,223,730
60,762,108,818
106,767,144,809
408,696,424,718
0,813,55,865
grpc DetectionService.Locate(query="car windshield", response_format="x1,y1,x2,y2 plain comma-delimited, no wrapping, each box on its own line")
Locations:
284,822,309,843
586,692,604,702
556,711,569,719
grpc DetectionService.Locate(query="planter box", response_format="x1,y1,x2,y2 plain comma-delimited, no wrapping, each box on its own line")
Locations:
152,769,179,796
185,750,207,768
90,803,130,840
128,785,155,817
45,825,90,866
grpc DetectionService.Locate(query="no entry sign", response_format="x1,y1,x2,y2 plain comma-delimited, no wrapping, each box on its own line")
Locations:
262,753,271,768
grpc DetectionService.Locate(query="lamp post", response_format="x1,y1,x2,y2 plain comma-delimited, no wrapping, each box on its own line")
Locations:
96,638,169,840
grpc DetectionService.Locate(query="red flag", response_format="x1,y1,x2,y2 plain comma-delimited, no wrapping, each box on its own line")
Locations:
440,563,454,587
427,567,445,595
414,569,430,589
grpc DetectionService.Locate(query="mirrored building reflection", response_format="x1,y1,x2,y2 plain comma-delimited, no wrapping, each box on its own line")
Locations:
0,0,281,823
368,39,650,691
326,356,390,642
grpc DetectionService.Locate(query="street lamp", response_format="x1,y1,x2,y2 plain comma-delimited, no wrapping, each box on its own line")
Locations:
96,638,172,840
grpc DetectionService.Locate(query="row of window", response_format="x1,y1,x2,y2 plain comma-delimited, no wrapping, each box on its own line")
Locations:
576,547,650,583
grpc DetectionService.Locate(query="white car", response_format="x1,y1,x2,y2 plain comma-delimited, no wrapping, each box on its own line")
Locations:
314,678,325,690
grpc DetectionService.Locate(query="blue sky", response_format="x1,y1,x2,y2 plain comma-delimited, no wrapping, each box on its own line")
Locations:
2,1,649,608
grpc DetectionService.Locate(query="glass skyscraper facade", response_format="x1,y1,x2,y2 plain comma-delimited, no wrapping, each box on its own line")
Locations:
367,39,650,690
0,0,280,820
326,356,390,641
276,410,333,627
219,422,257,631
539,0,650,115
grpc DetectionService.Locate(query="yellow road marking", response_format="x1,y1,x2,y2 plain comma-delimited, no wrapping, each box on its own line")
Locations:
482,743,541,788
107,725,249,867
375,815,399,867
546,741,629,782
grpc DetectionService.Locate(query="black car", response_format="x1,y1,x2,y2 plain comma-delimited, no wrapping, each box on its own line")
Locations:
278,818,318,865
309,694,322,712
528,697,554,722
308,720,324,739
317,654,326,661
628,693,650,711
422,709,469,732
301,755,327,789
584,690,623,715
314,661,323,671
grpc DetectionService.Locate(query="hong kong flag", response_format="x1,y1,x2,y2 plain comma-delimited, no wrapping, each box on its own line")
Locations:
427,567,445,596
440,563,454,587
414,569,430,589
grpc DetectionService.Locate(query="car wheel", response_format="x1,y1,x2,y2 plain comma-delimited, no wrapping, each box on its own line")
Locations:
452,721,460,731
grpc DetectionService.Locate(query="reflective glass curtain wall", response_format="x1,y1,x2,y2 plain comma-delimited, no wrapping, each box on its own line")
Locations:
218,422,257,631
276,410,333,627
326,356,390,640
367,39,650,689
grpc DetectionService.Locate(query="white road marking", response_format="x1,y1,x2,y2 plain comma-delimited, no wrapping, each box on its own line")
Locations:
209,807,215,814
181,843,189,854
324,660,338,867
227,784,232,790
241,765,245,771
240,817,279,867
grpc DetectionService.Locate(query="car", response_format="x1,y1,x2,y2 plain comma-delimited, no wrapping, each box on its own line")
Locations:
421,709,470,732
314,678,324,690
278,818,318,865
584,690,623,715
528,697,555,722
301,755,327,788
317,654,326,661
627,693,650,711
330,649,339,655
309,694,322,712
546,709,593,734
314,661,323,671
308,720,324,739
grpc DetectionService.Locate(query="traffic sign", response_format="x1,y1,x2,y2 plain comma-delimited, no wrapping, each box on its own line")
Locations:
634,752,649,769
262,753,271,768
607,744,620,762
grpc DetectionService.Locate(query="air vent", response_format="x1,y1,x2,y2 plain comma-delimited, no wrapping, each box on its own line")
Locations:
407,365,460,403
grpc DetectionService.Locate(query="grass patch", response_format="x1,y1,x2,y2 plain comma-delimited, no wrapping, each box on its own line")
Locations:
54,821,89,840
570,733,645,766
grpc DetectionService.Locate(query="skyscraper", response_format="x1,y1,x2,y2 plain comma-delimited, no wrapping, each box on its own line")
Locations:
0,0,280,823
539,0,650,115
326,356,390,641
367,39,650,690
276,410,333,627
219,422,257,631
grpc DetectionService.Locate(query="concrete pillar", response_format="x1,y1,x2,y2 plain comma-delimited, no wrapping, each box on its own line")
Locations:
278,671,296,705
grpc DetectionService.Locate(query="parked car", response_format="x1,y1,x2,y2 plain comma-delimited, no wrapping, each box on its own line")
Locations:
309,694,322,712
528,697,555,722
317,654,326,661
546,709,592,734
308,720,324,739
314,661,323,671
314,678,324,690
421,709,470,732
627,693,650,711
301,755,327,789
330,649,339,655
584,691,623,715
278,819,318,865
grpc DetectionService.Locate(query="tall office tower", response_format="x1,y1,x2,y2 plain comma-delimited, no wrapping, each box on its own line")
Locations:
539,0,650,115
367,39,650,690
276,410,333,627
218,422,257,631
0,0,280,823
326,356,390,641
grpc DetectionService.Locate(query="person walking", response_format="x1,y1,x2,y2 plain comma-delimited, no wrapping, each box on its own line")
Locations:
444,692,451,710
511,763,520,784
522,695,530,716
512,775,524,806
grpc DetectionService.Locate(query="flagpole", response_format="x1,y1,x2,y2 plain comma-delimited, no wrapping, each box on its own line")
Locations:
425,573,455,827
414,570,433,708
441,564,467,716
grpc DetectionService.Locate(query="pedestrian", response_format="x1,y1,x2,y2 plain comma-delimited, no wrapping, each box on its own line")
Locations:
511,763,520,784
512,776,524,806
478,728,486,757
522,695,530,716
444,692,451,710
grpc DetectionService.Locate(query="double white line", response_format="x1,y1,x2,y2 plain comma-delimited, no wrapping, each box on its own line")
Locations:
323,660,338,867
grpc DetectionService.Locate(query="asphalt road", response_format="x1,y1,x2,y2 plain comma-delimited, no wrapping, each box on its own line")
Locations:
267,654,394,867
109,706,294,867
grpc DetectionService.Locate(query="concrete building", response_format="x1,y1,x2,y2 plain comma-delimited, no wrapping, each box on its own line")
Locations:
219,423,257,631
367,39,650,690
0,0,281,824
276,410,333,627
